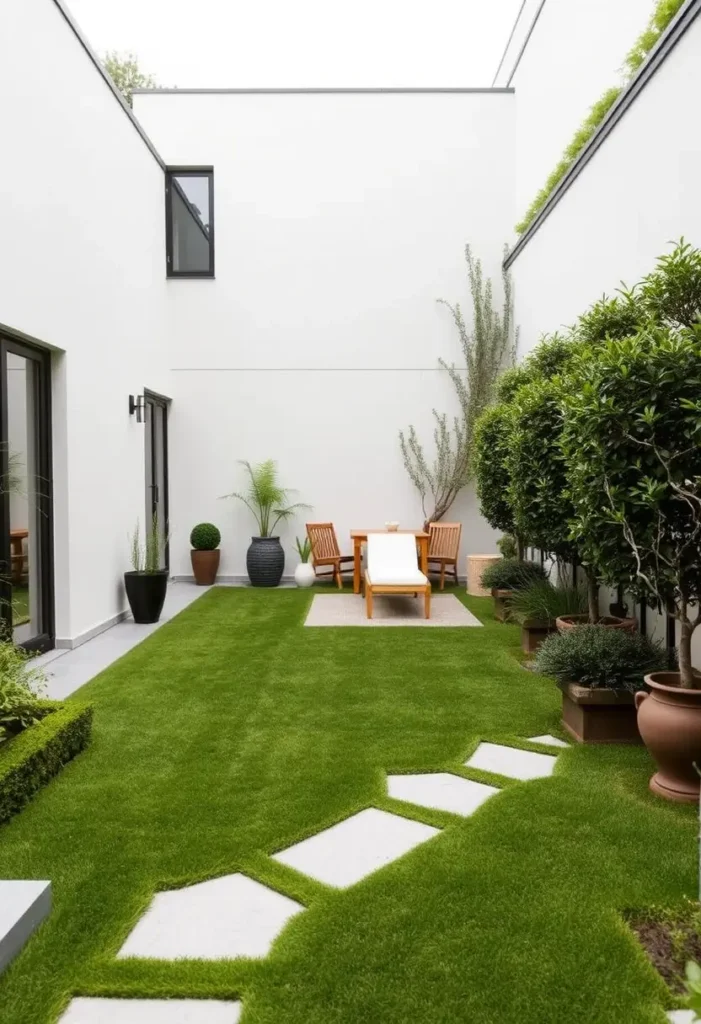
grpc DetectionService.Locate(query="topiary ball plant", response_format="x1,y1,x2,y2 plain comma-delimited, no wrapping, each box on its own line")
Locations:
480,558,547,592
534,626,668,693
190,523,221,551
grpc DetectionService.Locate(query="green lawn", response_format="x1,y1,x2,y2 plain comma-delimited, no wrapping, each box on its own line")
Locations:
0,587,695,1023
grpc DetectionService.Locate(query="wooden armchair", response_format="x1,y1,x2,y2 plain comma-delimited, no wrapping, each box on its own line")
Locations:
306,523,354,589
427,522,462,590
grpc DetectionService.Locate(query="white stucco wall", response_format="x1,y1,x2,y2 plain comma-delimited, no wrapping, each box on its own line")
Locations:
0,0,171,642
134,90,516,579
508,12,701,660
507,0,651,231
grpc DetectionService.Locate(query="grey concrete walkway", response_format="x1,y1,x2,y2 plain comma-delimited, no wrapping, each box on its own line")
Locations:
35,583,208,700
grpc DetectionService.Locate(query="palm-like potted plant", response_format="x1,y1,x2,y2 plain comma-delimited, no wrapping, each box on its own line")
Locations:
562,319,701,800
125,514,168,623
223,461,310,587
190,523,221,585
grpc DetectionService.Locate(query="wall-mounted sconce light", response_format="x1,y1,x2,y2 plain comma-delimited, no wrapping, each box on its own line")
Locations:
129,394,145,423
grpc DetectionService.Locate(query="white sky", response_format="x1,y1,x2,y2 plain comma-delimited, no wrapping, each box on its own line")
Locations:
65,0,522,89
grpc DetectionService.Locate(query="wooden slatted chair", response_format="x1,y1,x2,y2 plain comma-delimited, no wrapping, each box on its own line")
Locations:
427,522,462,590
306,522,354,589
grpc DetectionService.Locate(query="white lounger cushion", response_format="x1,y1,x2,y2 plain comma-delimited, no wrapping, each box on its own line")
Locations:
366,534,428,586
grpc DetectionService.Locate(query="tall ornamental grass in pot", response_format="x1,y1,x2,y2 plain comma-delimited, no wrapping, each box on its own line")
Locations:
125,514,169,623
223,461,310,587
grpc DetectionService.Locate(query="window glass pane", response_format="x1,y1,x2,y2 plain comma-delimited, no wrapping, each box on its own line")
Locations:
170,173,211,273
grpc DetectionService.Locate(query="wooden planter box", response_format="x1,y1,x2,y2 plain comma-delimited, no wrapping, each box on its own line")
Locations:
521,620,556,654
492,588,514,622
561,682,642,745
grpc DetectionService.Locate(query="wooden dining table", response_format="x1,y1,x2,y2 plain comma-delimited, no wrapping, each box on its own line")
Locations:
350,529,430,595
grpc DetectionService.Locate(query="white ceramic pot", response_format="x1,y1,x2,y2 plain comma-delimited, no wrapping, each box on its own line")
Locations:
294,562,315,588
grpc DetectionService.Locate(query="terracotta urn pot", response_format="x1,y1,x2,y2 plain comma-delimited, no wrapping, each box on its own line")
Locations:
556,613,637,633
635,671,701,803
191,549,220,586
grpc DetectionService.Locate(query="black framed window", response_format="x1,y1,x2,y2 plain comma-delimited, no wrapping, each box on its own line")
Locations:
165,168,214,278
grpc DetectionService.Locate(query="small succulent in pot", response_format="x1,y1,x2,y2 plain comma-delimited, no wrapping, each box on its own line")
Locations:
294,537,315,588
190,523,221,586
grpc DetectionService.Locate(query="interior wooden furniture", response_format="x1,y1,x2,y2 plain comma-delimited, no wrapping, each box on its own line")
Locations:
10,528,28,585
427,522,462,590
364,533,431,619
350,529,429,595
306,522,354,588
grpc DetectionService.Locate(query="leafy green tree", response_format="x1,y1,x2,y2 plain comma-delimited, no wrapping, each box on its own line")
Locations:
103,52,156,107
473,404,515,537
561,326,701,686
638,238,701,329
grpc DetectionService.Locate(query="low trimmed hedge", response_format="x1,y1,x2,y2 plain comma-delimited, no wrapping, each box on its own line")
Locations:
0,700,93,826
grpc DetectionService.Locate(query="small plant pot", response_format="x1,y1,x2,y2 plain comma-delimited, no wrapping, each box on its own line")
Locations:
555,614,637,633
492,588,514,622
294,563,315,588
247,537,284,587
521,620,556,654
124,570,168,624
561,682,641,744
191,549,220,586
635,671,701,803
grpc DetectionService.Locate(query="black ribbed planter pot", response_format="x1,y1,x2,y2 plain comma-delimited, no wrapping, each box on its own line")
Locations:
247,536,284,587
124,570,168,623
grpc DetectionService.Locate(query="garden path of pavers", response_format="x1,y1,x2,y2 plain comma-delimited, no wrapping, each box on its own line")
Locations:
58,735,686,1024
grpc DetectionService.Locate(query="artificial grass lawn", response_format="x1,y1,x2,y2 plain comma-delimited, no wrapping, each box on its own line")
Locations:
0,587,696,1023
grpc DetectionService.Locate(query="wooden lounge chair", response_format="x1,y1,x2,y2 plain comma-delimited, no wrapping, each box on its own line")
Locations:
306,522,354,589
365,533,431,619
427,522,462,590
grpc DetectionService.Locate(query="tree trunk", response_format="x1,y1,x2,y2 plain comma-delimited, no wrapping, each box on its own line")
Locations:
585,571,599,624
678,612,697,689
517,536,525,561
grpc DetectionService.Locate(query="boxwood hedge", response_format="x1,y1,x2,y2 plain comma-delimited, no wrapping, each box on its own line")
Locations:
0,700,93,826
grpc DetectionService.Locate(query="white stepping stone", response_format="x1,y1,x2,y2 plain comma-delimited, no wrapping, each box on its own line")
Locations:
387,773,498,816
527,734,569,748
273,808,439,888
59,998,241,1023
118,874,302,960
0,880,51,975
668,1012,695,1023
465,742,557,781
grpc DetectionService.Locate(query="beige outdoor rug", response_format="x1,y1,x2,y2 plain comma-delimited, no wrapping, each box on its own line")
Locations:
304,594,483,627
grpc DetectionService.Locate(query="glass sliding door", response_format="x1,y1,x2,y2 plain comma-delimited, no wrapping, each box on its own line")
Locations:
0,338,53,650
144,391,169,571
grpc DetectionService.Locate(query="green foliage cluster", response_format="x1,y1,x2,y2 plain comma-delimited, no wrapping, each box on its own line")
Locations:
0,700,93,825
223,460,310,538
473,405,515,535
103,51,156,108
480,558,546,591
534,625,667,692
400,244,516,525
130,513,168,573
295,536,312,563
190,523,221,551
0,643,46,741
496,534,518,559
509,579,587,626
516,0,687,235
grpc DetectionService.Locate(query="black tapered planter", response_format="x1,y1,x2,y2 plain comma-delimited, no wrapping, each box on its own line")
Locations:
124,570,168,623
247,536,284,587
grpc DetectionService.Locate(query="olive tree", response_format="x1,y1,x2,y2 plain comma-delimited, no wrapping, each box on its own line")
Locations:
561,326,701,686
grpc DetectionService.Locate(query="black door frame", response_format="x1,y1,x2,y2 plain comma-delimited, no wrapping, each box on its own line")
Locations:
144,390,170,571
0,335,54,651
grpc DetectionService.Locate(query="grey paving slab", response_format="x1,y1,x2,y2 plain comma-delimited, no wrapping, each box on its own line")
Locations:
465,742,558,781
304,593,482,627
0,881,51,975
387,773,499,816
527,734,569,748
34,583,208,700
59,998,241,1023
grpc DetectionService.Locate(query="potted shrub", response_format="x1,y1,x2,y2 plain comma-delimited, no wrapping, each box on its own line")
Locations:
190,523,221,585
510,579,587,654
294,537,315,588
479,558,547,621
124,515,168,623
223,460,310,588
535,626,667,744
562,309,701,798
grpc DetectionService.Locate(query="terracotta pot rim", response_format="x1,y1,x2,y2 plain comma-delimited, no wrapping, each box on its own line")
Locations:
644,670,701,695
556,614,637,631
